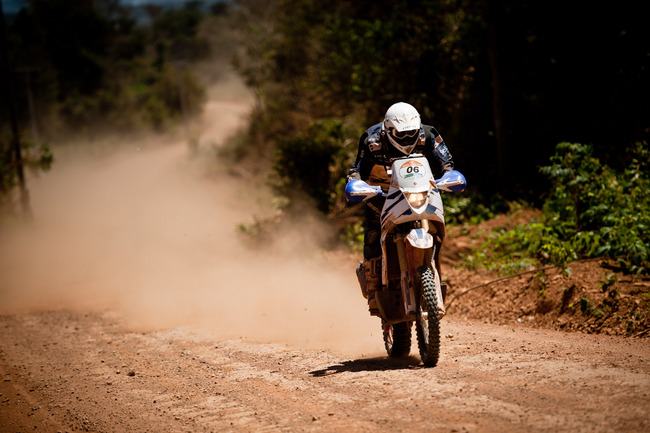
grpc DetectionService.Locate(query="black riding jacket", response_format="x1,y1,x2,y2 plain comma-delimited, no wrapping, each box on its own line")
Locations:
348,122,454,190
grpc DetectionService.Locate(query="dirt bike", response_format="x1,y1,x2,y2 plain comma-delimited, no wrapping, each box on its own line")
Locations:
345,155,466,367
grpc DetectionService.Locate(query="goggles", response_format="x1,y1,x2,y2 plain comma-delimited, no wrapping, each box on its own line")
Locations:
389,128,419,139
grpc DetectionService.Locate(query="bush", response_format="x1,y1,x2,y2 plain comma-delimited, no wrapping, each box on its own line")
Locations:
443,193,503,226
473,142,649,274
272,118,359,214
0,138,53,210
541,142,649,273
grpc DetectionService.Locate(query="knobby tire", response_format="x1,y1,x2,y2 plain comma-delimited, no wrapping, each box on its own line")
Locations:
384,322,411,357
415,266,441,367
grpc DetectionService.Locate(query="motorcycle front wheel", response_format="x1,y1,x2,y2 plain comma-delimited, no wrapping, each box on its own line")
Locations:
415,266,441,367
383,322,411,357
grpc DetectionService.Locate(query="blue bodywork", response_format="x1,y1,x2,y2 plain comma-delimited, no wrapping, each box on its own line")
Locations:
345,180,383,202
345,170,466,202
435,170,466,193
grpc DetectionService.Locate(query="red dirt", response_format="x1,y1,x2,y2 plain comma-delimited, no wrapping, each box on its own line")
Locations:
442,211,650,338
1,93,648,433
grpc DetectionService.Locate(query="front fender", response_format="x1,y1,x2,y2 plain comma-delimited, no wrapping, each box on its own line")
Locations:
405,228,434,249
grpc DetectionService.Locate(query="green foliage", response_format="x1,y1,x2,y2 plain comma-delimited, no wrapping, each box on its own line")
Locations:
626,311,646,333
600,273,618,293
0,138,53,208
579,297,593,315
227,0,649,268
340,220,364,255
0,145,14,198
230,0,490,227
232,0,477,122
470,142,650,275
1,1,221,206
443,193,502,226
229,0,649,207
4,0,210,137
272,118,358,213
152,1,210,61
470,225,543,274
540,142,649,273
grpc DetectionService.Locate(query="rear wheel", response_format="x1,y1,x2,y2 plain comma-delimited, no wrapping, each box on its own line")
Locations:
415,266,441,367
383,322,411,357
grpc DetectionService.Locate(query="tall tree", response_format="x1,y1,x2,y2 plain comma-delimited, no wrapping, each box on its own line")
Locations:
0,0,30,215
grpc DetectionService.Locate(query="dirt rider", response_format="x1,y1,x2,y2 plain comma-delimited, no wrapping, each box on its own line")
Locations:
347,102,454,313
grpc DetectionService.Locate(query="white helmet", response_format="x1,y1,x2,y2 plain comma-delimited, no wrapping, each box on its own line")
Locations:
383,102,421,155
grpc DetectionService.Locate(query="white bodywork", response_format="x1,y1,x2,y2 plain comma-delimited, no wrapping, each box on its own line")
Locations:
380,156,446,316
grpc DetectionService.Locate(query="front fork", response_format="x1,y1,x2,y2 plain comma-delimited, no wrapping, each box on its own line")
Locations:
394,220,445,317
394,236,414,315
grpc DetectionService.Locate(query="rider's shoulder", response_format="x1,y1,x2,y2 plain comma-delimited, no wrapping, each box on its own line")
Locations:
365,122,383,138
364,123,384,152
422,124,439,136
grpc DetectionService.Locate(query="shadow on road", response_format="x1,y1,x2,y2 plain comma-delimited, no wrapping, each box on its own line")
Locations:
309,356,422,376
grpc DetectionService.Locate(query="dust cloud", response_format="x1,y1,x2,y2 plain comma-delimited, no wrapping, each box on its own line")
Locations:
0,89,379,356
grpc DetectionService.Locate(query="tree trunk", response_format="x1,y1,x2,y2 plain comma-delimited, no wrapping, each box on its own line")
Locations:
0,1,32,218
485,0,508,182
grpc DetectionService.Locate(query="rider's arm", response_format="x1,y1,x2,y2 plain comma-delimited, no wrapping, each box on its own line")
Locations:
348,132,374,181
425,126,454,174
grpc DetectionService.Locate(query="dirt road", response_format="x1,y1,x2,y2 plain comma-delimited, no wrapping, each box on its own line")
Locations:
1,311,648,433
1,90,649,432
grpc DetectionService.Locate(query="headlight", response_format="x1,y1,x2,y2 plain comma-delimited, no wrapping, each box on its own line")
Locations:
405,191,427,208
